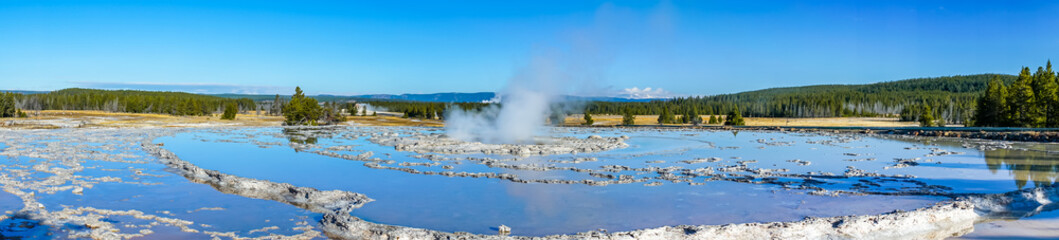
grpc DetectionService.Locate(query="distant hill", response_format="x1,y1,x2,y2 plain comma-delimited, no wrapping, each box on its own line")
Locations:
560,95,663,102
736,74,1014,96
205,92,498,103
211,75,1013,105
588,74,1016,124
0,90,47,94
351,92,497,102
208,93,279,101
207,92,662,103
2,73,1011,123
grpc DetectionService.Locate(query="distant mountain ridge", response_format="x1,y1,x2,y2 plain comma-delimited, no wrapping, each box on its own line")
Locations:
585,74,1016,124
0,90,47,95
339,73,1014,103
0,73,1020,125
205,92,663,103
350,92,497,102
734,74,1014,96
3,73,1012,104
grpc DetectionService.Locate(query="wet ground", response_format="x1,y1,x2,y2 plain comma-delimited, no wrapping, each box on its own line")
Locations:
0,126,1056,238
958,210,1059,239
160,127,1056,236
0,129,322,239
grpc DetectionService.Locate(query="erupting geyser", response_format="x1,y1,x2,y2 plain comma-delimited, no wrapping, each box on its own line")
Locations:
444,3,665,144
445,57,566,144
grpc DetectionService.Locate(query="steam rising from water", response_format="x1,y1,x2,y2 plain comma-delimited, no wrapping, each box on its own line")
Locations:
445,58,561,144
444,2,675,144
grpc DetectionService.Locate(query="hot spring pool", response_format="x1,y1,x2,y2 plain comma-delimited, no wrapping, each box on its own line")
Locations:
153,127,1059,236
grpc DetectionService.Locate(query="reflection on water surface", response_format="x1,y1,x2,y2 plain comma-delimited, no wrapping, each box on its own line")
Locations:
157,127,1059,235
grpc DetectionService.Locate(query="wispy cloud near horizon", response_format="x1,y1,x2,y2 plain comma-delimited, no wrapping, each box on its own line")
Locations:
615,86,677,99
72,81,291,95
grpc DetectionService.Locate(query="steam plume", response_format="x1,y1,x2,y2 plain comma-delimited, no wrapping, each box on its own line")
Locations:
444,2,675,144
445,57,561,144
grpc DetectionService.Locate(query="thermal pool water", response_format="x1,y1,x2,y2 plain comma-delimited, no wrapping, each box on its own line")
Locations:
155,127,1057,236
0,126,1055,238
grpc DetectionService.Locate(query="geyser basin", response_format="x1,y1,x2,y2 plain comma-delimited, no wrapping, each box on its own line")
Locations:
0,129,324,239
153,126,1059,236
369,131,629,155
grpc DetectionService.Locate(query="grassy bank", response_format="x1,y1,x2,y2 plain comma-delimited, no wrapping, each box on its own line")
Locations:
0,110,442,128
2,111,928,129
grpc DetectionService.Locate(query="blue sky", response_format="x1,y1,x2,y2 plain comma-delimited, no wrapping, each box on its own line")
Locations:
2,1,1058,96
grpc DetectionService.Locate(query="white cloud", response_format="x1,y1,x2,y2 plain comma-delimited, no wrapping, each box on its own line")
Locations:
616,87,675,99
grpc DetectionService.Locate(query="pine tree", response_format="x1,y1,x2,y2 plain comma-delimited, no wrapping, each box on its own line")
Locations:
221,103,238,120
704,108,715,124
687,107,702,125
666,108,673,124
282,87,323,125
621,108,635,125
582,109,594,126
919,105,935,127
0,93,15,117
657,107,670,124
1008,67,1038,127
974,76,1008,126
1038,60,1059,127
184,99,197,116
724,107,745,126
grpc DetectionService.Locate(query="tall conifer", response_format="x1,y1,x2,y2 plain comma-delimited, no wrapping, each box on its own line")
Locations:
1008,67,1038,127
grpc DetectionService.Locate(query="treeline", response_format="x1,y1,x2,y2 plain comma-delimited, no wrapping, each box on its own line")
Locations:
7,69,1032,127
898,103,950,127
0,92,29,118
646,105,742,125
345,74,1009,126
365,101,490,120
584,74,1013,125
11,88,256,116
974,61,1059,127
